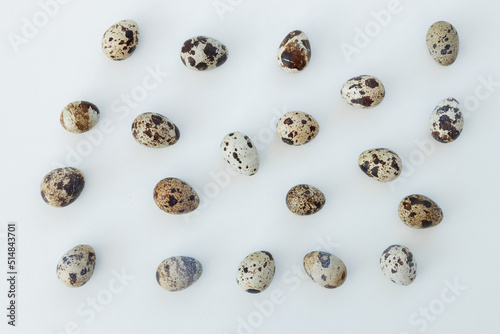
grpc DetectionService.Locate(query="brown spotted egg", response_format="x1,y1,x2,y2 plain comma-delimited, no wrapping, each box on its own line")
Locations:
398,194,443,229
341,75,385,109
156,256,203,291
286,184,325,216
180,36,228,71
303,251,347,289
131,112,180,148
236,251,275,294
380,245,417,286
102,19,139,61
358,148,402,182
60,101,100,133
276,111,319,146
221,132,259,176
429,98,463,143
426,21,459,66
277,30,311,73
153,178,199,214
56,244,96,287
40,167,85,207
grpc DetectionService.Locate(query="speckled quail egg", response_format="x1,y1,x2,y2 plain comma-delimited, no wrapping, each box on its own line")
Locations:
426,21,459,66
102,19,139,61
131,112,180,148
303,251,347,289
429,97,463,143
180,36,228,71
220,132,259,176
380,245,417,286
341,75,385,109
277,30,311,73
276,111,319,146
358,148,402,182
153,178,199,214
398,194,443,229
236,251,275,294
156,256,203,291
56,244,96,287
40,167,85,207
60,101,100,133
286,184,325,216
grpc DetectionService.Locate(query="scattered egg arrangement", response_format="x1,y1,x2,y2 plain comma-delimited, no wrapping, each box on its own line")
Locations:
42,20,461,291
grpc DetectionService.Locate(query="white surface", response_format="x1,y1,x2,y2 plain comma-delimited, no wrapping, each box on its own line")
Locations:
1,0,500,333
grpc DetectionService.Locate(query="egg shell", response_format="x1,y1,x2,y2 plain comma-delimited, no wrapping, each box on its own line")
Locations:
277,30,311,73
426,21,459,66
398,194,443,229
221,132,259,176
102,19,139,61
303,251,347,289
236,251,275,294
153,178,199,214
380,245,417,286
60,101,100,133
358,148,402,182
131,112,180,148
429,98,463,143
40,167,85,207
180,36,228,71
56,245,96,287
156,256,203,291
276,111,319,146
286,184,325,216
340,75,385,109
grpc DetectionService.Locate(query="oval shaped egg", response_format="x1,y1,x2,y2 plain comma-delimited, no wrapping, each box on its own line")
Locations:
303,251,347,289
236,251,275,294
41,167,85,207
153,178,199,214
131,112,180,148
358,148,402,182
56,244,96,287
380,245,417,286
60,101,100,133
286,184,325,216
277,30,311,73
426,21,459,66
220,132,259,176
340,75,385,109
398,194,443,229
156,256,203,291
102,19,139,61
180,36,228,71
276,111,319,146
429,97,463,143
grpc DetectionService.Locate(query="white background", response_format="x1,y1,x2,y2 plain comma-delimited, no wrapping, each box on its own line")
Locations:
1,0,500,333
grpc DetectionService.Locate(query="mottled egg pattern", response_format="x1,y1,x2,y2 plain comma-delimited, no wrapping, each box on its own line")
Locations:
380,245,417,286
277,30,311,73
236,251,275,294
180,36,228,71
60,101,100,133
56,245,96,288
40,167,85,207
102,19,139,61
303,251,347,289
429,98,463,143
132,112,180,148
156,256,203,291
358,148,402,182
276,111,319,146
286,184,325,216
221,132,259,176
153,178,199,214
398,194,443,229
340,75,385,109
426,21,459,66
